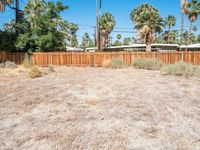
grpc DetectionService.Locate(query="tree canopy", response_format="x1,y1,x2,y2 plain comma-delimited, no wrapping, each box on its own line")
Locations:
130,3,164,51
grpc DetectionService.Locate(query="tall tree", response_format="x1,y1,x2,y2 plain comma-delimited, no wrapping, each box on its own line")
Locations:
81,32,94,50
162,30,179,44
68,23,79,47
165,15,176,43
130,4,164,51
182,31,197,44
16,1,69,52
197,34,200,42
99,12,116,47
117,34,122,41
24,0,46,28
180,0,188,45
113,34,122,46
123,37,132,45
0,0,13,12
186,0,200,45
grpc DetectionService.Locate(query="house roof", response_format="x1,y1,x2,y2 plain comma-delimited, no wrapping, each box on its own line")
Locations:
66,46,83,51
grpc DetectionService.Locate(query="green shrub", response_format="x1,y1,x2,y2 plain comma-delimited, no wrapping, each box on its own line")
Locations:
111,58,125,69
161,61,200,77
132,58,163,70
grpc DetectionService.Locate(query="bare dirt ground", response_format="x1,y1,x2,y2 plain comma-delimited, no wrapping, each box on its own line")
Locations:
0,67,200,150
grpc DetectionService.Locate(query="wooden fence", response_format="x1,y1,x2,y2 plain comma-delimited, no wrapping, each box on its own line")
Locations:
0,52,26,64
31,51,200,66
1,51,200,66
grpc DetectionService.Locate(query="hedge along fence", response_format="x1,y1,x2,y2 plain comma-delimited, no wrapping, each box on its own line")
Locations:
1,51,200,66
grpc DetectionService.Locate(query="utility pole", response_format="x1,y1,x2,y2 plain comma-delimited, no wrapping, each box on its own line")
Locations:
93,26,97,46
96,0,98,48
99,0,102,51
15,0,19,35
96,0,100,51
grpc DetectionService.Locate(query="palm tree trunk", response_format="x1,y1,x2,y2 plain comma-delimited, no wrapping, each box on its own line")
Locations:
146,32,152,52
180,14,184,45
187,21,193,46
106,34,109,47
146,43,151,52
168,25,171,44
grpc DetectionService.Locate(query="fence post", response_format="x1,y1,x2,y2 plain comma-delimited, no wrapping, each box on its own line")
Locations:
181,51,184,62
93,52,96,67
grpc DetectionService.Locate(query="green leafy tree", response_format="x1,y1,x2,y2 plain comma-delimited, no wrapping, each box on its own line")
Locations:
123,37,132,45
130,4,164,51
99,12,116,47
186,0,200,45
0,30,16,51
15,0,70,52
162,30,180,44
197,34,200,42
68,23,79,47
0,20,17,51
81,32,94,50
180,0,188,45
113,34,122,46
182,31,197,44
24,0,46,28
165,15,176,43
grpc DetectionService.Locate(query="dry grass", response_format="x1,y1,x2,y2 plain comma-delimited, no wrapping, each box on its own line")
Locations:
0,67,200,149
111,58,125,69
28,66,42,78
161,61,200,77
133,58,163,70
102,58,125,69
0,61,43,78
21,59,33,68
0,66,27,77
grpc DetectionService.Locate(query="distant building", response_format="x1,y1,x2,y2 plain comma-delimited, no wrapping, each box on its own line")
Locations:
103,44,179,52
85,47,97,52
84,44,200,52
66,46,83,52
180,44,200,51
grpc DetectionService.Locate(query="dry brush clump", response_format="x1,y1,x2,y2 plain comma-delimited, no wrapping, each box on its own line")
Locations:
102,58,126,69
21,59,33,68
28,66,42,78
161,61,200,78
132,58,163,70
0,61,18,69
111,58,126,69
48,66,55,73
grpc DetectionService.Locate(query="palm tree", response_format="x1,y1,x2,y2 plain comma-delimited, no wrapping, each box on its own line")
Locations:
117,34,122,41
186,0,200,45
99,12,116,47
69,23,79,47
24,0,46,28
163,30,179,44
130,4,164,52
165,15,176,43
0,0,13,12
180,0,188,45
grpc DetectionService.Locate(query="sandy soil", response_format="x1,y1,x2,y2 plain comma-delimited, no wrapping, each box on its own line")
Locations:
0,67,200,150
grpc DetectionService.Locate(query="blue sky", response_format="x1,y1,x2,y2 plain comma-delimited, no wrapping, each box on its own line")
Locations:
1,0,200,42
